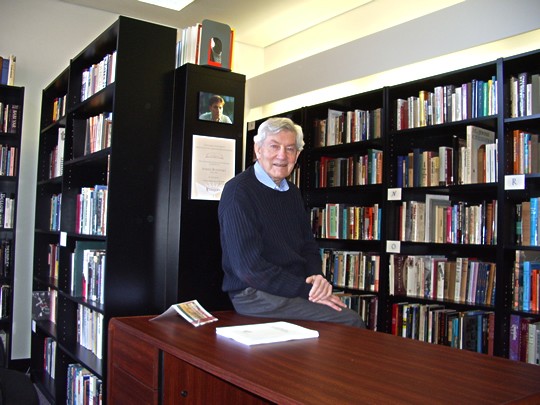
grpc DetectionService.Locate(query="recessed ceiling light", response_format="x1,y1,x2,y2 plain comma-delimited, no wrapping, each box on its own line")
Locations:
138,0,194,11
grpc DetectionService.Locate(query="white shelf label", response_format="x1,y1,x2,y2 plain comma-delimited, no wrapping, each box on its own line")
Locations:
386,240,401,253
387,188,402,201
60,232,67,247
504,174,525,190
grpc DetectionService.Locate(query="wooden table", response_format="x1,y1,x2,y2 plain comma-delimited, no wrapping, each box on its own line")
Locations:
108,311,540,404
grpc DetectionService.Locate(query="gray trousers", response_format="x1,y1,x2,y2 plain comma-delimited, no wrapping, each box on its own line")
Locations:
230,287,366,328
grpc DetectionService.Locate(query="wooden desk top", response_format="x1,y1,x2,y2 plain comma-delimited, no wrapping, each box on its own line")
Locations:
110,311,540,404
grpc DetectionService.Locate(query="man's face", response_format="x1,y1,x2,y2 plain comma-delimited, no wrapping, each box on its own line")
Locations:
254,130,300,185
210,102,224,120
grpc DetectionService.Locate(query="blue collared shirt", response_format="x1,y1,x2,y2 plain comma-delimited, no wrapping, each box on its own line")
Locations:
254,161,289,191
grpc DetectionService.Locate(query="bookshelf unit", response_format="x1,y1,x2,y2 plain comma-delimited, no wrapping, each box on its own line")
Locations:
164,63,245,312
0,84,23,366
31,16,177,403
248,49,540,362
500,48,540,363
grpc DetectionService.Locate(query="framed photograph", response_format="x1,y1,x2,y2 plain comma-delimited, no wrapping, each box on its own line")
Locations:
198,91,235,124
191,134,236,200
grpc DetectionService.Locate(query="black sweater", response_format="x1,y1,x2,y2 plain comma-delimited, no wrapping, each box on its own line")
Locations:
218,165,321,299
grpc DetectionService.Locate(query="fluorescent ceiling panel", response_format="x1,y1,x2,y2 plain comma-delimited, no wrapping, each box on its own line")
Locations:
138,0,194,11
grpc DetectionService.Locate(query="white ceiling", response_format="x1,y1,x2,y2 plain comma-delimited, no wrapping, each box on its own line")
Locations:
58,0,463,49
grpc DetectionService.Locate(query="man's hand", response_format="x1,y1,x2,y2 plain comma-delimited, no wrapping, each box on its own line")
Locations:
306,275,346,311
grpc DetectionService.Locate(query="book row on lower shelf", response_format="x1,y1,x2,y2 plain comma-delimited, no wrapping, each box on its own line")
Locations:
392,302,495,355
67,363,103,405
76,186,108,236
389,254,496,307
396,198,497,245
311,203,381,240
42,337,103,404
510,314,540,365
513,250,540,312
335,291,378,331
321,249,379,292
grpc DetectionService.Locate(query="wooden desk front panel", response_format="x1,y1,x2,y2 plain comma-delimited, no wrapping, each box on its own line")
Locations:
108,312,540,404
162,352,271,404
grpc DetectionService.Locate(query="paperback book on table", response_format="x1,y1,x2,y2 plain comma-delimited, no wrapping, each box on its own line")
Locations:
216,321,319,346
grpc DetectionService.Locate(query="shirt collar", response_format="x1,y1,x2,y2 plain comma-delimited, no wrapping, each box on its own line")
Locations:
254,161,289,191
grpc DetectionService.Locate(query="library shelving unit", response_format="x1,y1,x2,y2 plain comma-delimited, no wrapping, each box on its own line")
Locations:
31,16,177,403
248,48,540,362
384,60,503,354
163,63,245,312
500,48,540,363
0,84,23,366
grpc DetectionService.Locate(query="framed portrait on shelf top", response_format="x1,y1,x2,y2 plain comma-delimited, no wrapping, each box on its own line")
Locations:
198,91,235,124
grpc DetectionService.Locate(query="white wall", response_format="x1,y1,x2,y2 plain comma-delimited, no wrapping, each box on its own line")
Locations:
246,0,540,119
2,0,540,359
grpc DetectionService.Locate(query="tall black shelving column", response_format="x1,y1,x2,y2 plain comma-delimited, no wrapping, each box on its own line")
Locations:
164,64,245,311
0,84,24,367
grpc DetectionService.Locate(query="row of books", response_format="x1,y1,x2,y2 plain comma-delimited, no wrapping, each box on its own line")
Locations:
0,55,15,86
313,107,382,148
0,193,15,229
512,130,540,174
77,304,103,359
515,198,540,246
314,150,383,188
513,250,540,312
52,94,67,122
0,285,9,319
288,166,300,188
75,186,108,236
84,112,112,155
80,50,116,102
321,249,380,292
509,314,540,365
70,241,106,304
48,128,64,179
49,194,61,232
0,240,11,280
48,243,59,286
396,198,497,246
508,72,540,118
389,254,496,306
395,76,498,130
392,302,495,355
0,144,18,177
335,292,378,331
66,363,103,405
396,125,496,188
0,103,20,134
44,336,56,379
310,203,381,240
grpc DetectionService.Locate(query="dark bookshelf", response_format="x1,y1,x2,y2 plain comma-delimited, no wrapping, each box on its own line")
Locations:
31,16,177,403
163,63,245,312
0,84,24,367
248,48,540,362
